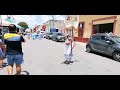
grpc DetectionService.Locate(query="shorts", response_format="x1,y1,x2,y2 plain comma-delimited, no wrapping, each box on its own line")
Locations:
6,54,24,65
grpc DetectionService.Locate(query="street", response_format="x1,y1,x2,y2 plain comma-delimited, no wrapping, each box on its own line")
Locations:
1,37,120,75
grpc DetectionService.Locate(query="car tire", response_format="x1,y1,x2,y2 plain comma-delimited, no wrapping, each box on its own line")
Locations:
113,51,120,61
86,45,92,53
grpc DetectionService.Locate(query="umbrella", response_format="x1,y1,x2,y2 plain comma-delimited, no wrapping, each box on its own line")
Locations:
15,24,24,29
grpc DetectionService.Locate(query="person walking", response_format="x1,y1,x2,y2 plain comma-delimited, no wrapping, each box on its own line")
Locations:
63,35,76,65
4,24,25,75
0,39,5,68
27,32,31,40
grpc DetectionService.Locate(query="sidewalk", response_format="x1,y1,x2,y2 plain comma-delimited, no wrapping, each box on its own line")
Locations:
75,41,87,46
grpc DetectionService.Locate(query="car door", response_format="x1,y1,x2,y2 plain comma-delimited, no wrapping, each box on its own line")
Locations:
90,35,101,50
52,33,55,40
99,36,113,54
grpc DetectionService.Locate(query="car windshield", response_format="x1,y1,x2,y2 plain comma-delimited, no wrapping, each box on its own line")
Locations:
111,36,120,43
57,33,63,36
49,33,53,35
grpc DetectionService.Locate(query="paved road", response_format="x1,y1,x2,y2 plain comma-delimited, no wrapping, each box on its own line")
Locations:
1,37,120,75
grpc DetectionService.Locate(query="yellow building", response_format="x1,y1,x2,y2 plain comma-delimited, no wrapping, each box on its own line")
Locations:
74,15,120,43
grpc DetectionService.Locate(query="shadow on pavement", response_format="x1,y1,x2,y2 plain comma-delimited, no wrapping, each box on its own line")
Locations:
85,51,116,62
2,62,8,68
14,71,30,75
0,62,8,70
21,71,30,75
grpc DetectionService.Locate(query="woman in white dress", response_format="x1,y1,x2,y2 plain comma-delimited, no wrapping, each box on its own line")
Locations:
63,35,76,64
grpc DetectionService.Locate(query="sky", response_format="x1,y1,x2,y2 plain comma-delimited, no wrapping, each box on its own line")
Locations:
1,15,66,29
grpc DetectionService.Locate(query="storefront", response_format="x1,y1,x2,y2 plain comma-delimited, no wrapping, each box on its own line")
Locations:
76,15,119,43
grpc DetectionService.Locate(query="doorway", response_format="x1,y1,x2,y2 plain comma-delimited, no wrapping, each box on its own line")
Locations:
93,23,114,34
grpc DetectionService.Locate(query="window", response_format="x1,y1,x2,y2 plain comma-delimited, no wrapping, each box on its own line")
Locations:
49,33,53,35
57,33,63,36
91,35,100,41
101,36,110,42
101,36,106,41
111,36,120,43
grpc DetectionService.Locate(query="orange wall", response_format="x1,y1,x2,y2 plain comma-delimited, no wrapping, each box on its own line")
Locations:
79,15,118,38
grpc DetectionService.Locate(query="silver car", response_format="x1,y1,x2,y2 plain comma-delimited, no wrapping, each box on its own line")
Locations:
52,32,66,42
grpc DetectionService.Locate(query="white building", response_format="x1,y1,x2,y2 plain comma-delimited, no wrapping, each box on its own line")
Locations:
44,20,65,33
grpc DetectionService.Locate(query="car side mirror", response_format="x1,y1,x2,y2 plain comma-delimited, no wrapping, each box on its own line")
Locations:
106,40,112,44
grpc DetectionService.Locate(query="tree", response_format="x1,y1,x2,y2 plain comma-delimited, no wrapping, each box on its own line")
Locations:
18,22,29,29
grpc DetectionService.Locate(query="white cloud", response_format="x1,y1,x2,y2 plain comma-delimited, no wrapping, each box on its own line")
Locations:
1,15,66,29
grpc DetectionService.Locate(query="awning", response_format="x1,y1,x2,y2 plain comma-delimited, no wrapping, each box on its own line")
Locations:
15,24,24,29
5,19,24,29
0,20,11,26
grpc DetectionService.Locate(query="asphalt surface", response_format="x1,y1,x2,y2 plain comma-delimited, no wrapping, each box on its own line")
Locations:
1,36,120,75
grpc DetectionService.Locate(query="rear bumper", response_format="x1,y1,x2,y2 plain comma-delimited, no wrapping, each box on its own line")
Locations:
57,38,65,41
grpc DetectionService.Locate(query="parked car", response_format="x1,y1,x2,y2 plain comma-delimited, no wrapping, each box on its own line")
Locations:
46,32,53,39
43,33,48,38
52,32,66,42
86,33,120,61
43,33,46,38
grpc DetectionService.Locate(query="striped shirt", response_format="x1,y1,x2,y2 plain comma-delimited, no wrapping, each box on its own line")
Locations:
4,33,25,55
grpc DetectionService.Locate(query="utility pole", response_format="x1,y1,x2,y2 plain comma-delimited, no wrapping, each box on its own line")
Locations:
51,15,54,29
50,20,51,32
53,15,54,29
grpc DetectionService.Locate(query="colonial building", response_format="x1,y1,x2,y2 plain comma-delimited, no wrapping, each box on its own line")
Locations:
66,15,120,43
65,15,79,38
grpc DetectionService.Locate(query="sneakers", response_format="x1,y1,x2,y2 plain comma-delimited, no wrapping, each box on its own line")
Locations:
69,61,74,63
63,60,74,64
63,60,70,64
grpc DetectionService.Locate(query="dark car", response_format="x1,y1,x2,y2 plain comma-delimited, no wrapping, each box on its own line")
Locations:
46,32,53,39
86,33,120,61
52,32,66,42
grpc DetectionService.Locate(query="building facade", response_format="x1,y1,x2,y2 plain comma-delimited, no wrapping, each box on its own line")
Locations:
73,15,120,43
65,15,79,38
44,20,65,33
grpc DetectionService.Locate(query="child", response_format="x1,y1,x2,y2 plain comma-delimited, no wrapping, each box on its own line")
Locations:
63,35,76,64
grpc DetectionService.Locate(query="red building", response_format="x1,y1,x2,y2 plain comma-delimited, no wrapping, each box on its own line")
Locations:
42,25,46,31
